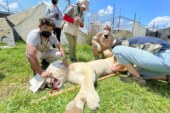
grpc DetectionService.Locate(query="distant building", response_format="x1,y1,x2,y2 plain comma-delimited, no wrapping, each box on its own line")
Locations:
0,11,13,18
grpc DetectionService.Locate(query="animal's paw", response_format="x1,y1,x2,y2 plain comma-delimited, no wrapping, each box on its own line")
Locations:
65,101,83,113
86,91,100,110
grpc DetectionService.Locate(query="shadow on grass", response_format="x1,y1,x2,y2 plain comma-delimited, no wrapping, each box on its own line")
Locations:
146,80,170,99
78,57,91,62
0,73,6,82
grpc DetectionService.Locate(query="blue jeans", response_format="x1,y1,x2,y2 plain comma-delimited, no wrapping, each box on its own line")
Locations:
112,46,170,79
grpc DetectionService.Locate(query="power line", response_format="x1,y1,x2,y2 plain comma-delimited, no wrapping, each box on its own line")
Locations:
63,0,70,13
0,1,8,11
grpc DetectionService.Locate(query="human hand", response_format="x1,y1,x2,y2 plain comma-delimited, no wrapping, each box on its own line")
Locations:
60,25,64,30
79,20,84,27
95,43,101,51
74,16,80,24
111,64,127,73
51,13,57,18
40,71,52,78
62,58,68,67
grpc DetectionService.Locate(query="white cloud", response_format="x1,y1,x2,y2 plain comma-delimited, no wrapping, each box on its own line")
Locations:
147,16,170,29
0,0,18,10
86,13,91,17
96,21,101,24
127,21,133,25
98,5,113,17
0,0,5,5
8,2,18,10
98,9,105,16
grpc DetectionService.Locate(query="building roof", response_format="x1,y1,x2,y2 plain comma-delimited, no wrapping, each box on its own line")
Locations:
0,11,13,18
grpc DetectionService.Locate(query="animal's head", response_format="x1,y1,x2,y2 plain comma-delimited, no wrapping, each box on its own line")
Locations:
46,61,68,89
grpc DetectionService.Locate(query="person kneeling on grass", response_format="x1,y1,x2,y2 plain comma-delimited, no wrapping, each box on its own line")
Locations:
91,25,115,60
26,17,68,78
111,36,170,85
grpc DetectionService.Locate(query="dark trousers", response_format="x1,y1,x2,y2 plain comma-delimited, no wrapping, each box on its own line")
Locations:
54,27,61,42
53,27,61,48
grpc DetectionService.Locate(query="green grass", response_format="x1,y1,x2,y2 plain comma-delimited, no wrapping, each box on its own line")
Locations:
0,41,170,113
0,42,7,46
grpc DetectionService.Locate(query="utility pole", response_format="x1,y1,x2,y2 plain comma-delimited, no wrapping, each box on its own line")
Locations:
132,13,136,33
68,0,70,5
139,16,141,26
63,0,71,13
117,8,121,32
111,4,115,30
87,17,90,35
6,0,9,12
0,3,8,11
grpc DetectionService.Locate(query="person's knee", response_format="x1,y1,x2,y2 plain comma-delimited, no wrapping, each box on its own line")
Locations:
103,50,112,58
112,46,126,56
92,44,97,49
92,43,101,51
92,44,99,53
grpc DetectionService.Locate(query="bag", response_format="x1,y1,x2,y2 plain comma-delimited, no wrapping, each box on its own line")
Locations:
130,43,162,54
63,4,82,36
122,41,162,54
142,43,162,53
63,22,79,36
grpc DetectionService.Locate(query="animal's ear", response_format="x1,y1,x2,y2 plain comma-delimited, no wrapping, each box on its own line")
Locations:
60,68,66,71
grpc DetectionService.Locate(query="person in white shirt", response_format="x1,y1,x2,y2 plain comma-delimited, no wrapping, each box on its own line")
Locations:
26,17,67,78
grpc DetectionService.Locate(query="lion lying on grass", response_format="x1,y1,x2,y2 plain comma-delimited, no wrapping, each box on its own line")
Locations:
45,57,119,113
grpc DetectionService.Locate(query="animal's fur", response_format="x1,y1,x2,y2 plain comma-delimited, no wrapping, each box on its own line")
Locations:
46,57,117,112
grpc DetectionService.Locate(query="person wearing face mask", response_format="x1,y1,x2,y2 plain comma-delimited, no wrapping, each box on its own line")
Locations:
26,17,68,78
45,0,62,43
62,0,89,62
91,25,115,60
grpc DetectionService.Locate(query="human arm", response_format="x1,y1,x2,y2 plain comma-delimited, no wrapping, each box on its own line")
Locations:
63,5,74,23
60,21,65,30
109,34,116,48
56,43,68,67
26,44,52,77
111,63,127,73
91,32,101,45
63,5,82,25
79,20,84,27
45,6,57,18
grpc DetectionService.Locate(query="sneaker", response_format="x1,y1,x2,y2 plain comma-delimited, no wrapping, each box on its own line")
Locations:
120,76,133,83
120,76,146,86
70,58,78,62
133,77,146,86
41,59,49,70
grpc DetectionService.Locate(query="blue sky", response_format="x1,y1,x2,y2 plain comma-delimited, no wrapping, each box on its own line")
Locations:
0,0,170,29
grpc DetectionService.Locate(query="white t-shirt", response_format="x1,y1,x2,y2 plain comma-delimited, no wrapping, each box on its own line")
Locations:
26,29,59,52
